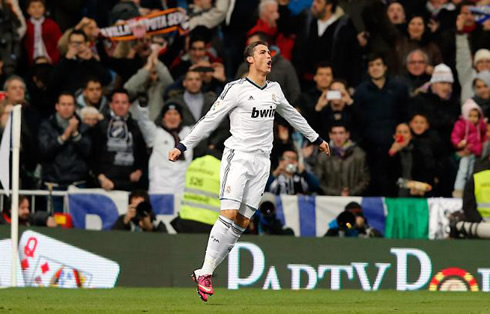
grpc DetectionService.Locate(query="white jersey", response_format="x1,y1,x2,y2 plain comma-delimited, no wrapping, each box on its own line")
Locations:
180,77,321,153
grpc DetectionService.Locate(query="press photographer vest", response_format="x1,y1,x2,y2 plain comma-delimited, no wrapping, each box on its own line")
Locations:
179,155,221,225
474,170,490,221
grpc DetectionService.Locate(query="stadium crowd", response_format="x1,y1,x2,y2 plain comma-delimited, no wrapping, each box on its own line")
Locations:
0,0,490,234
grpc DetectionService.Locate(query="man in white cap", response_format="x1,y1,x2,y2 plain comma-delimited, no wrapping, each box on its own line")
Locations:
410,63,461,196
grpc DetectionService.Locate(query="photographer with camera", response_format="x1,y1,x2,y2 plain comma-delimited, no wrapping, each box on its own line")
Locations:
248,193,294,236
267,148,320,195
112,190,167,232
325,202,382,238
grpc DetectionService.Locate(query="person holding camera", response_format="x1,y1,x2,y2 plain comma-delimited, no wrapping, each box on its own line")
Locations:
112,190,166,232
248,193,294,236
267,148,320,195
325,202,382,238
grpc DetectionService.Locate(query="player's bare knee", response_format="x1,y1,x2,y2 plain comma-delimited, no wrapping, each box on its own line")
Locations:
220,209,238,221
234,213,251,229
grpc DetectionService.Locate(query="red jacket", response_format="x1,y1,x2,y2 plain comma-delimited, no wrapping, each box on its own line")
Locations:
247,19,295,60
24,18,62,65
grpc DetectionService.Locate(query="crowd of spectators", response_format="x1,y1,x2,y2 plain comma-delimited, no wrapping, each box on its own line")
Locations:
0,0,490,214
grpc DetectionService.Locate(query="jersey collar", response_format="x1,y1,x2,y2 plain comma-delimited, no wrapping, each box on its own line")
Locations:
246,77,267,90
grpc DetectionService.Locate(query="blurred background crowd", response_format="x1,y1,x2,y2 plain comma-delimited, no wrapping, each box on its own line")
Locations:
0,0,489,232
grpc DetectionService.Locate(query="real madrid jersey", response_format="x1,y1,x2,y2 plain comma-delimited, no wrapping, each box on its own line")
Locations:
180,77,321,153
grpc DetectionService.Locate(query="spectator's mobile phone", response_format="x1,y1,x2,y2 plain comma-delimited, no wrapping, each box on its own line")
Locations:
193,66,214,73
326,90,341,100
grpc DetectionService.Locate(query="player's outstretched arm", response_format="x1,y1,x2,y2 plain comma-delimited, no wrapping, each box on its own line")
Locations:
168,148,182,162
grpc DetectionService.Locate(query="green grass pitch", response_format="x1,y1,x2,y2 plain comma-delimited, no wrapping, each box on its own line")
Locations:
0,288,488,313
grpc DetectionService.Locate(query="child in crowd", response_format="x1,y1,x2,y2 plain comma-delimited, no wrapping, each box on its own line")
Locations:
451,99,487,197
23,0,62,66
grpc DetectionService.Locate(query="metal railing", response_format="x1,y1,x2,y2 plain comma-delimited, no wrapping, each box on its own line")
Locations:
0,190,68,214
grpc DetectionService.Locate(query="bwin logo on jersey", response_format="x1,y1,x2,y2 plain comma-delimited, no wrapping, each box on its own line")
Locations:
251,106,275,118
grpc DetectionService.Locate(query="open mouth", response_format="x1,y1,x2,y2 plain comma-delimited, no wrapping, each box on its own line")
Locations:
267,61,272,67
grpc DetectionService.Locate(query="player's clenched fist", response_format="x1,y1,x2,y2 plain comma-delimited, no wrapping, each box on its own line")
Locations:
319,141,330,156
168,148,182,162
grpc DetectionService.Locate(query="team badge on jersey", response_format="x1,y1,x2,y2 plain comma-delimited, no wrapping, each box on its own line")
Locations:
272,93,277,103
212,100,221,111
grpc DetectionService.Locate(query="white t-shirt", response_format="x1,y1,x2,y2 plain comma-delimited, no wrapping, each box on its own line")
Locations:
180,77,320,153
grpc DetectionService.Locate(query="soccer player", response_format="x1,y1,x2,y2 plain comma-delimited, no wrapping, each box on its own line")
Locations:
168,41,330,301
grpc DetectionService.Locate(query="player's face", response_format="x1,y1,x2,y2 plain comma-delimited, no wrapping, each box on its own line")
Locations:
409,115,429,135
110,93,130,117
474,79,489,99
250,44,272,74
329,126,349,147
162,109,182,129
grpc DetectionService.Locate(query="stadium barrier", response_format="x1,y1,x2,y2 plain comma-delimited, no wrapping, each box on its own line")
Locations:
0,226,488,291
1,189,464,238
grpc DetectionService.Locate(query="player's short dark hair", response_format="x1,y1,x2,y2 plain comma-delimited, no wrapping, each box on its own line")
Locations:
243,41,269,63
110,88,130,101
57,91,75,103
69,29,88,42
329,121,349,133
128,190,150,204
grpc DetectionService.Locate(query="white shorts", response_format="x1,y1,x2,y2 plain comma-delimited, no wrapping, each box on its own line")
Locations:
219,147,271,218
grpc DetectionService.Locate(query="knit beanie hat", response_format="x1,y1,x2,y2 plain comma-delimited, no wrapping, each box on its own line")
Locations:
473,49,490,67
430,64,454,83
161,102,183,117
473,71,490,90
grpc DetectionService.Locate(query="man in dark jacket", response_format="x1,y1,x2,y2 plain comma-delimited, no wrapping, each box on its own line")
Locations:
315,122,369,196
92,88,147,191
38,92,91,212
353,53,408,196
293,0,361,88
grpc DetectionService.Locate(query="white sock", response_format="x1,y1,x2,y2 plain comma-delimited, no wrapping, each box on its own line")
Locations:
201,216,233,275
214,222,246,267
